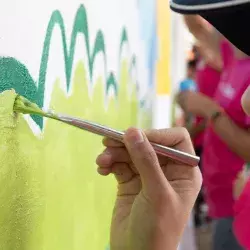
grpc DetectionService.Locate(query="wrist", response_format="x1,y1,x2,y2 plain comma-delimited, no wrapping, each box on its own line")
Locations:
207,108,225,126
204,104,223,119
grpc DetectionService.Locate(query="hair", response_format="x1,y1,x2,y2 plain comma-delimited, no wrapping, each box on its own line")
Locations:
192,44,200,61
192,45,198,54
187,59,197,70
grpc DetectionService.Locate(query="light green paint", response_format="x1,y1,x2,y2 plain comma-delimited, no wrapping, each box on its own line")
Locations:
0,60,141,250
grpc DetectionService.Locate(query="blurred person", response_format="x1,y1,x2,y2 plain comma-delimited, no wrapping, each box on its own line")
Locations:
189,42,222,228
178,59,197,128
180,59,197,89
179,15,250,250
172,59,197,127
233,88,250,250
178,42,221,228
189,42,221,141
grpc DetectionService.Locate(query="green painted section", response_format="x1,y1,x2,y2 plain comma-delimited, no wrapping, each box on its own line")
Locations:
0,4,152,250
0,4,136,128
0,59,144,249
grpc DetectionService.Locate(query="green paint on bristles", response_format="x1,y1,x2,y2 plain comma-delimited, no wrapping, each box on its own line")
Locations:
13,95,60,121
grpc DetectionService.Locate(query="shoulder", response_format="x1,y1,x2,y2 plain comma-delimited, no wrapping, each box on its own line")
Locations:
220,39,234,69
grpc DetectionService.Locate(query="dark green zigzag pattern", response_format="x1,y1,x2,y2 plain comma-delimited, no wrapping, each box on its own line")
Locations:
0,4,137,128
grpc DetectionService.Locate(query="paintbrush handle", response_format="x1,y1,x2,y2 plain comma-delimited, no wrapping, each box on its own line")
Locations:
150,142,199,166
58,115,199,167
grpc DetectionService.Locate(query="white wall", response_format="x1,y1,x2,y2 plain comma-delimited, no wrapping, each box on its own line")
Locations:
170,12,197,250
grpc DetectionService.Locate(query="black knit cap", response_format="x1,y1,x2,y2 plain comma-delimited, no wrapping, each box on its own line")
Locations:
170,0,250,56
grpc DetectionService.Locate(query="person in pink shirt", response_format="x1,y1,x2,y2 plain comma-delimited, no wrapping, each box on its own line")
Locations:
233,87,250,250
181,15,250,250
192,44,221,147
233,173,250,249
189,44,221,227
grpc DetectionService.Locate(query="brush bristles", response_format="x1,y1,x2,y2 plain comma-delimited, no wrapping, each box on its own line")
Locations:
13,95,59,121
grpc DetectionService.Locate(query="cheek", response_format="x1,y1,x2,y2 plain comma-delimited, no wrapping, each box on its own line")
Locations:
241,87,250,116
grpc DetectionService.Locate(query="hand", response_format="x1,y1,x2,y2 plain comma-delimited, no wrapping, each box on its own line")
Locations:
96,127,202,250
177,91,220,118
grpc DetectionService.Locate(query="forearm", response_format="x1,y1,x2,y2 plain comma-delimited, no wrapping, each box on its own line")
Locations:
183,15,222,70
213,114,250,161
183,15,204,37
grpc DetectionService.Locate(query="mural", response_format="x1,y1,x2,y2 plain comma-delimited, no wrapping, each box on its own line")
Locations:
0,1,156,249
137,0,158,126
156,0,171,95
0,5,136,128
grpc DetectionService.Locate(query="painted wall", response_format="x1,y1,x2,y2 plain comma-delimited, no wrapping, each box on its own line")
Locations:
153,0,172,130
0,1,157,249
170,13,197,250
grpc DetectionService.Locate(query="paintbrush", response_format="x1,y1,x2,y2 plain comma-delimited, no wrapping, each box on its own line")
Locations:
13,95,200,167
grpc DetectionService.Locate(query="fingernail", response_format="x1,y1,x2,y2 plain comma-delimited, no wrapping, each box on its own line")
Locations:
97,153,112,166
126,128,144,144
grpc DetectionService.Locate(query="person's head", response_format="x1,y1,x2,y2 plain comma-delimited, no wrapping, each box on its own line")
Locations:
187,60,197,79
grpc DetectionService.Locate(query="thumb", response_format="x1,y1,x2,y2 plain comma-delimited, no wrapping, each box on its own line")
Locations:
123,127,168,189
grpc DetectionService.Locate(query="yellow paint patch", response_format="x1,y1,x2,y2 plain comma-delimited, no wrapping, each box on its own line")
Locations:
156,0,171,95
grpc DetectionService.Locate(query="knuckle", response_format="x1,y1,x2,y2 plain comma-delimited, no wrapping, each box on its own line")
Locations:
145,129,164,144
179,127,191,141
110,148,128,161
144,128,158,137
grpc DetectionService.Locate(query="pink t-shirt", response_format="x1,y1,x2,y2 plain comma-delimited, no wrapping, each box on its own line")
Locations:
234,179,250,249
193,60,221,148
202,40,250,218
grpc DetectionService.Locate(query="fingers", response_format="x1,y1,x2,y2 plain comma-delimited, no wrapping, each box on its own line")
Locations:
112,163,136,185
123,127,167,189
144,127,200,188
144,127,195,155
98,127,198,192
97,165,112,176
176,91,193,111
96,147,131,167
96,146,135,184
102,137,123,148
176,92,186,109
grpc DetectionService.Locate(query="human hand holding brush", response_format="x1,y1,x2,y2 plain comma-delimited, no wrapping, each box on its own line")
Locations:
13,93,202,249
96,127,202,250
